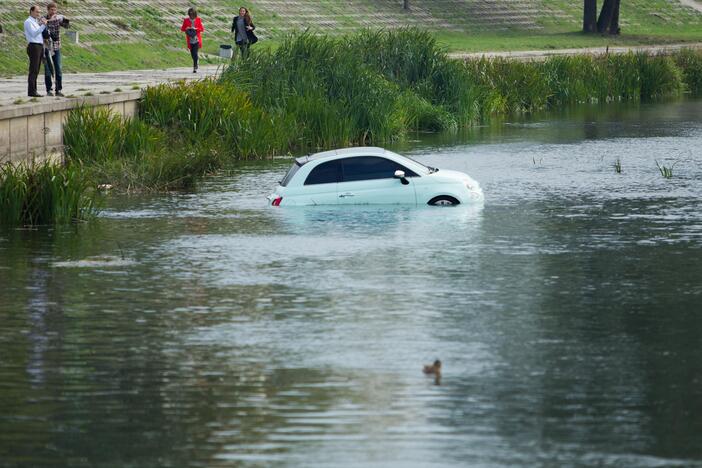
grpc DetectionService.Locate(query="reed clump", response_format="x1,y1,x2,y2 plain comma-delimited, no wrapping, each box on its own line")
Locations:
221,30,700,135
64,105,222,191
64,106,163,164
673,49,702,95
141,79,288,158
655,160,676,179
0,161,97,226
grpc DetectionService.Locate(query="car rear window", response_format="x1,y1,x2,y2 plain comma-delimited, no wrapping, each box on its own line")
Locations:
280,162,301,187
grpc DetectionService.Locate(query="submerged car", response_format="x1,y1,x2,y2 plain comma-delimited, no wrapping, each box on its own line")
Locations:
268,147,483,207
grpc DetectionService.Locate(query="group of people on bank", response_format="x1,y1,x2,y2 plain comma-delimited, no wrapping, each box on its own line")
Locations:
181,6,258,73
22,3,68,97
15,3,257,98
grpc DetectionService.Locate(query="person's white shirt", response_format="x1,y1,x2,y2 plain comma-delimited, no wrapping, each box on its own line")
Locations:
24,16,46,44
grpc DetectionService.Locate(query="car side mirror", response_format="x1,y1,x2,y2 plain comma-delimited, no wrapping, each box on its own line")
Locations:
394,170,410,185
395,169,409,185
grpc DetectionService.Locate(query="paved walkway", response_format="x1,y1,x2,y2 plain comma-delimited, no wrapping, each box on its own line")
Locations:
1,42,701,109
0,65,223,108
679,0,702,13
448,42,702,61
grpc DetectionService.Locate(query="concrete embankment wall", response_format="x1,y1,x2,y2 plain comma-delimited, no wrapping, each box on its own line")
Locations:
0,92,140,165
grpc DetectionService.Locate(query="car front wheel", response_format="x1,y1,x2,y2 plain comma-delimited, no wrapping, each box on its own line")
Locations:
428,196,460,206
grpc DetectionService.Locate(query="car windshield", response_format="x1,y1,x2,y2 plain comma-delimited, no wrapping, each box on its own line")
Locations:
280,161,301,187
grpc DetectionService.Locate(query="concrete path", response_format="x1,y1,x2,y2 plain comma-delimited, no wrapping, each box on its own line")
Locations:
679,0,702,13
1,41,700,109
0,65,223,108
449,42,702,61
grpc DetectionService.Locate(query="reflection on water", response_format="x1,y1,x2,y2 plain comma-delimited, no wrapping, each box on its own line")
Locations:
2,99,702,467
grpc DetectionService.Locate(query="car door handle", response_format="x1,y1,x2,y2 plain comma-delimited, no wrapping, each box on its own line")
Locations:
339,192,355,198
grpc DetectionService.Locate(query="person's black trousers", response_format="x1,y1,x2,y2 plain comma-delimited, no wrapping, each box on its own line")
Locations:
27,43,44,96
190,43,199,69
237,41,249,59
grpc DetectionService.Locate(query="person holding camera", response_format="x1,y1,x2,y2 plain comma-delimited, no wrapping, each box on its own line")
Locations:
24,5,47,97
44,2,70,97
231,7,257,59
181,8,204,73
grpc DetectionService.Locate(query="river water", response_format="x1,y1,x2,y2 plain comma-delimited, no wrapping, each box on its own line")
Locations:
1,99,702,467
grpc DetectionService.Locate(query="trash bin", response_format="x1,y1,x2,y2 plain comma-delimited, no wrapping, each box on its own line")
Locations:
65,30,79,44
219,44,233,59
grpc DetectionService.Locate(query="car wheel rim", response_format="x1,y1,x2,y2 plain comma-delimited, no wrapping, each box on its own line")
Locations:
434,199,454,206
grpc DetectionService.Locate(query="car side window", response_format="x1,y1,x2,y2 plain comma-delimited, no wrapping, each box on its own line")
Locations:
304,160,340,185
340,157,418,182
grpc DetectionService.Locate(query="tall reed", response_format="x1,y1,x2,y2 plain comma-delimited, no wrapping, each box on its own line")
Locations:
673,49,702,95
0,161,97,226
64,106,163,164
141,79,288,157
220,30,698,138
64,105,221,191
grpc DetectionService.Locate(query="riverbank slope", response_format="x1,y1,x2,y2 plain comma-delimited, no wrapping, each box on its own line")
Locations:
0,0,701,76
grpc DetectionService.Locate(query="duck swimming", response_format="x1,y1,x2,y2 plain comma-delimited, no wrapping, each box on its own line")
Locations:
423,359,441,375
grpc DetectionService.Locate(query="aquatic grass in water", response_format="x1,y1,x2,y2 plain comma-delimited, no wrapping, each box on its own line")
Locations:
673,49,702,95
64,106,163,164
0,161,98,226
83,142,222,192
614,159,622,174
223,32,435,140
64,106,222,191
222,31,700,139
397,92,457,133
636,53,683,100
655,160,676,179
223,33,413,144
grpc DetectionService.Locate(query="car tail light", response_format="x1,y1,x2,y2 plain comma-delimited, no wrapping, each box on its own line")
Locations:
271,196,283,206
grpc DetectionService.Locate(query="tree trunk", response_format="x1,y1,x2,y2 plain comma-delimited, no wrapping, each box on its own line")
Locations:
611,0,621,34
403,0,410,10
597,0,621,34
583,0,597,33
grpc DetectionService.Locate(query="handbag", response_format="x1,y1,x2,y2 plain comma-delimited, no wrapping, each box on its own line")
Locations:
186,19,197,37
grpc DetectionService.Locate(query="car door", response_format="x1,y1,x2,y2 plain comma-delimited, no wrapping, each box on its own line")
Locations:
338,156,417,205
297,159,340,205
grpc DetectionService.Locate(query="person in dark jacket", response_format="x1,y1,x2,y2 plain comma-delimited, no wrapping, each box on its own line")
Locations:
181,7,204,73
230,7,257,59
43,2,70,97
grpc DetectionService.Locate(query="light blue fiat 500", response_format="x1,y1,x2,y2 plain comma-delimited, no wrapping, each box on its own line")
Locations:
268,147,483,206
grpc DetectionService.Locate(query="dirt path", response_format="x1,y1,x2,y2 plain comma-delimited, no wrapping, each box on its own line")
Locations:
679,0,702,13
448,42,702,61
2,41,701,109
0,65,223,108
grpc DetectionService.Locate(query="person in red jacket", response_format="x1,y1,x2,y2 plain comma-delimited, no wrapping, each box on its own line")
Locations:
181,8,204,73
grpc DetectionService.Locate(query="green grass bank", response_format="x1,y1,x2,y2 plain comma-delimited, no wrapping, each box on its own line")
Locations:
0,0,700,76
2,29,702,227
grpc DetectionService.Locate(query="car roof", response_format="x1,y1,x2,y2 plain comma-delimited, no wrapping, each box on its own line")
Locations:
295,147,389,166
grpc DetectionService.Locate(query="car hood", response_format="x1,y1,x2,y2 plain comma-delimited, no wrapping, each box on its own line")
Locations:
425,169,483,197
428,169,479,184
